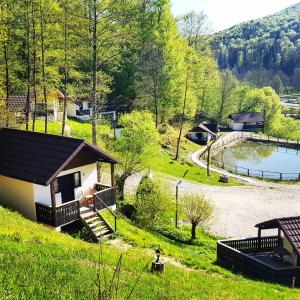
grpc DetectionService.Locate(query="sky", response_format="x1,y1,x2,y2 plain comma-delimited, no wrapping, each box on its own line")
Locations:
171,0,300,32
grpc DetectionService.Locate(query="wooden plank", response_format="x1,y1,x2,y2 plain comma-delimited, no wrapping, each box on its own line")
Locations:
50,181,56,209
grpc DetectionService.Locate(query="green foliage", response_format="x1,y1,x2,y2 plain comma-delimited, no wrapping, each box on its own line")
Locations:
213,3,300,90
181,194,215,239
135,176,172,229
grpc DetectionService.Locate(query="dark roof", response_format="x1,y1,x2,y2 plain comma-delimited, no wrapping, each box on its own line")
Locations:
228,112,264,123
7,95,27,112
0,128,120,186
190,123,218,136
256,216,300,256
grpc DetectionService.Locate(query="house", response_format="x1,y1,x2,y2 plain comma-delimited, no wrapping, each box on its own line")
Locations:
0,128,120,239
4,90,66,123
67,99,93,120
217,216,300,287
228,112,264,131
188,122,219,144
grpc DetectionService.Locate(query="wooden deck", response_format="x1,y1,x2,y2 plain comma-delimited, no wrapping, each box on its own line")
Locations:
217,237,300,287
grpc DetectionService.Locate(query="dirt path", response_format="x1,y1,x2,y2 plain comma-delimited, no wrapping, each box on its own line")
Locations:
125,174,300,239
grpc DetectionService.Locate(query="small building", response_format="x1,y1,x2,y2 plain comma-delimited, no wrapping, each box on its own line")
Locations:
0,128,120,239
217,216,300,287
67,100,93,120
228,112,264,131
188,122,218,144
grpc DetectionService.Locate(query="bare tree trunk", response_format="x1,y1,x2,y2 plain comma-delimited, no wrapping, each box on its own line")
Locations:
61,3,68,136
39,0,47,133
3,42,9,128
191,222,197,240
1,5,10,127
31,2,38,132
25,0,31,130
175,71,189,160
91,0,98,145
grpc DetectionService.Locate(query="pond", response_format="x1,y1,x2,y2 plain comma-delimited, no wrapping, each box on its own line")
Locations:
212,141,300,180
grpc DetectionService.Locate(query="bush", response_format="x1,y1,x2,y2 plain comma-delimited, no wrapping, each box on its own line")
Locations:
120,203,137,220
135,176,171,229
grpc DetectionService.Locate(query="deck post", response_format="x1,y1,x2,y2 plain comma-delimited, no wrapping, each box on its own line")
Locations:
50,181,56,209
110,163,115,187
258,228,262,250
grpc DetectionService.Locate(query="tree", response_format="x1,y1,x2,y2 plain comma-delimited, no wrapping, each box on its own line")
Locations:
271,75,283,94
182,194,214,240
135,176,171,229
217,70,237,124
112,111,159,200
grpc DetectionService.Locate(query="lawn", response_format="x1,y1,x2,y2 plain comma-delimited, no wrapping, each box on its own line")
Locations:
0,207,299,299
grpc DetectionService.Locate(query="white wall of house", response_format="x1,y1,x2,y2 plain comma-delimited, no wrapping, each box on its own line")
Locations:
189,132,212,141
229,120,244,131
57,162,97,205
67,102,79,118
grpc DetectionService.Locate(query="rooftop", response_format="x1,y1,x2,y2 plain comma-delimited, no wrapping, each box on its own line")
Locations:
0,128,120,186
228,112,264,123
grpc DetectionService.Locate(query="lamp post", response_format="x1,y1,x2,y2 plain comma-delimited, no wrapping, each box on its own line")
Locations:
175,180,182,228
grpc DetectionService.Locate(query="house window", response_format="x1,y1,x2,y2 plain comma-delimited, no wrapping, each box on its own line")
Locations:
54,178,60,193
73,172,81,188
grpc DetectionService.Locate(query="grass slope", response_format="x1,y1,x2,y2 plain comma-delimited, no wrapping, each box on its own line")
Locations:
1,207,299,299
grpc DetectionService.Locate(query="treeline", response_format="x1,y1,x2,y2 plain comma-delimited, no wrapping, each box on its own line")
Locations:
213,3,300,93
0,1,222,143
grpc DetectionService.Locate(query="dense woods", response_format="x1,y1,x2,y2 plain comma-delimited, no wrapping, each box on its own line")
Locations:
213,3,300,92
0,0,296,144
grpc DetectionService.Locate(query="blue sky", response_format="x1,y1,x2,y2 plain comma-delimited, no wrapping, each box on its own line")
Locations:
171,0,300,31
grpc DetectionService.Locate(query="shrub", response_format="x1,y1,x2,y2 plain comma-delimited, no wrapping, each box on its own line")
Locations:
135,176,171,229
120,203,137,220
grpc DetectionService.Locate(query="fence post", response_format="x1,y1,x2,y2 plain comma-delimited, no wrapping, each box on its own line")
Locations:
247,169,250,177
235,166,238,173
262,171,264,179
280,173,283,180
298,174,300,181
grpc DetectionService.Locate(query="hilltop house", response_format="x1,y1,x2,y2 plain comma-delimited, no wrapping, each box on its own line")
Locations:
188,122,219,144
228,112,264,131
0,128,120,239
4,90,66,123
218,216,300,287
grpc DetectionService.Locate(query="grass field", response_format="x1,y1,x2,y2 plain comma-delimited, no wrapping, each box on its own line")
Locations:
1,207,299,299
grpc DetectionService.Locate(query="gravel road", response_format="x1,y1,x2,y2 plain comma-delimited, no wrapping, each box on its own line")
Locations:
125,174,300,238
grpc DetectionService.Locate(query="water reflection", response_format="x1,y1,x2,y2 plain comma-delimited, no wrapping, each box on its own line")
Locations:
214,141,300,174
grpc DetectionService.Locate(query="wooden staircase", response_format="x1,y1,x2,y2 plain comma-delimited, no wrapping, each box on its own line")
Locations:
80,209,115,242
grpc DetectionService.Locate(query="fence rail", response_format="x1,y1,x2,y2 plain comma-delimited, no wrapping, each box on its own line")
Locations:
217,237,300,287
206,132,300,181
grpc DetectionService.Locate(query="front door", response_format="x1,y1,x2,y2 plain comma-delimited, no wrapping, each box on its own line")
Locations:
59,174,75,203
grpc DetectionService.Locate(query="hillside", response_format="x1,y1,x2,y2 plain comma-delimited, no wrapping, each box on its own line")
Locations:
213,3,300,91
1,206,300,299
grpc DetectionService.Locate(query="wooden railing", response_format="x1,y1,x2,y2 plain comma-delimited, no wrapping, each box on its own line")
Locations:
36,200,80,227
93,188,118,231
217,236,300,287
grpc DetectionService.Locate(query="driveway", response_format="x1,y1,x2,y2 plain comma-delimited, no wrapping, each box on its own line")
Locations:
125,174,300,238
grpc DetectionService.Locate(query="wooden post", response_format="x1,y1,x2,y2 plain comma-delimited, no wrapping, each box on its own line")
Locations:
110,163,115,187
207,147,211,176
258,228,262,250
50,181,56,209
175,185,179,228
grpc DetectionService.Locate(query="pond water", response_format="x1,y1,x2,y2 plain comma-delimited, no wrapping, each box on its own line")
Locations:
213,141,300,180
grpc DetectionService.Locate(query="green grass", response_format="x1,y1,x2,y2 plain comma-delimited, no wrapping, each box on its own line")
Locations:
0,207,299,299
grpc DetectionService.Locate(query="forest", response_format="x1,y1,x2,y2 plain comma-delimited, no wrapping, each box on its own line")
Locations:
213,3,300,93
0,0,296,143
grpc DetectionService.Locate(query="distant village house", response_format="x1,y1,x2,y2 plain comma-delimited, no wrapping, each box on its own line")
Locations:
228,112,264,131
188,122,219,144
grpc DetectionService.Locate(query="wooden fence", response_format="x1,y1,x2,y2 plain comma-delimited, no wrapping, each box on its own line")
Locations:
217,237,300,287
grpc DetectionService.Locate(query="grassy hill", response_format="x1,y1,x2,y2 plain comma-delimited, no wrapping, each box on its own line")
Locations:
1,207,300,299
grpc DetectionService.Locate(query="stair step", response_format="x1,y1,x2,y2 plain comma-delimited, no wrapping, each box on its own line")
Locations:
85,216,99,223
92,225,107,231
89,221,105,228
95,230,111,237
